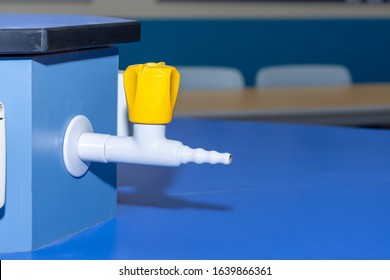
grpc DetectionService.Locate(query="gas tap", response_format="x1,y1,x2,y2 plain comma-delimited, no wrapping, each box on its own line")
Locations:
63,62,232,177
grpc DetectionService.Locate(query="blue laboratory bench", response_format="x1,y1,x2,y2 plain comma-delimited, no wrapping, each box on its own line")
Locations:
1,118,389,259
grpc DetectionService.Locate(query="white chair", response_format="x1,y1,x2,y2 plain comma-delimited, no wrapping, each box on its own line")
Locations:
255,64,352,88
176,66,245,90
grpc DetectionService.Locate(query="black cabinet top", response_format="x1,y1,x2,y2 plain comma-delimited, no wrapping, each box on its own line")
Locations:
0,14,140,54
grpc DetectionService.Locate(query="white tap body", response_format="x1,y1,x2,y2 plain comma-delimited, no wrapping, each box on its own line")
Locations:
78,124,231,167
63,115,231,177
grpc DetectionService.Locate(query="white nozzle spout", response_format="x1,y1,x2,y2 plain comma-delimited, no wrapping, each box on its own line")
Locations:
179,146,232,165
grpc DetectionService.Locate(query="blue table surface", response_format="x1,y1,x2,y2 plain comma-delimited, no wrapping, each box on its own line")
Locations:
1,118,390,260
0,14,133,29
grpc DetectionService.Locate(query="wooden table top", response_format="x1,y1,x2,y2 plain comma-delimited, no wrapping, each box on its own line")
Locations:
174,83,390,125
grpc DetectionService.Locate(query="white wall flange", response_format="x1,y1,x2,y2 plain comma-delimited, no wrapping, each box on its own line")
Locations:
63,115,93,178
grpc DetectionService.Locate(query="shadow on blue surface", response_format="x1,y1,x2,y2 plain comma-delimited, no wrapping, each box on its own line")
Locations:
117,164,231,211
0,205,4,219
118,191,231,211
90,162,117,189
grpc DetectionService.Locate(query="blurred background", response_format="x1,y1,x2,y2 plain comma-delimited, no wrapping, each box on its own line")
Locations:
3,0,390,127
1,0,390,86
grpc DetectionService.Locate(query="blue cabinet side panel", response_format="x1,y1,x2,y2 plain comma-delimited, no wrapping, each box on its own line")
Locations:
31,48,118,249
0,59,33,252
117,19,390,86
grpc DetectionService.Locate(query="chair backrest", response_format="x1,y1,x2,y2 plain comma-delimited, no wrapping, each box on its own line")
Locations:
176,66,245,90
256,64,352,89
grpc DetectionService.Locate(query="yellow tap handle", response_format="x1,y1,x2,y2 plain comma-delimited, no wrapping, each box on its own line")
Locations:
123,62,180,124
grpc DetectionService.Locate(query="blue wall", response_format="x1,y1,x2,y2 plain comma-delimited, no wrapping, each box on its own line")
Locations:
118,19,390,87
